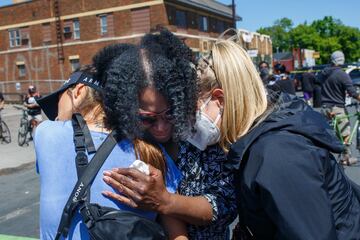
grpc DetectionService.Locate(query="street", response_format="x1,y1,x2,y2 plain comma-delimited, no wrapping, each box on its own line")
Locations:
0,165,39,239
0,103,359,239
0,105,38,239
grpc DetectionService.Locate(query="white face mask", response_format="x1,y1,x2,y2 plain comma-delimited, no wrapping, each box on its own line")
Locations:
187,97,222,151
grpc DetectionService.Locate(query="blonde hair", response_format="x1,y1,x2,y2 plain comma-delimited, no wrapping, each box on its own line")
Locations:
78,86,105,122
133,139,167,179
197,39,268,152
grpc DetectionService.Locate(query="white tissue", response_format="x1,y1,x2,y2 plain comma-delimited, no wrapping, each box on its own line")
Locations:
129,160,150,175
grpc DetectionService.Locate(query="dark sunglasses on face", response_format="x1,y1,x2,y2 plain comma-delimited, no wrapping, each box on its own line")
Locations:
138,108,174,126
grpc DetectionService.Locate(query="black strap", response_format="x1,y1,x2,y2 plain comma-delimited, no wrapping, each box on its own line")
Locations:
72,114,96,179
55,130,118,240
72,113,96,154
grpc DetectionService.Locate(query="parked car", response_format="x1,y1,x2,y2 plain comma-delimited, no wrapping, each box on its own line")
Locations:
346,66,360,86
345,66,360,105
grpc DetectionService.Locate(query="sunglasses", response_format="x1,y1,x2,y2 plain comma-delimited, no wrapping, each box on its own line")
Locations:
138,108,174,126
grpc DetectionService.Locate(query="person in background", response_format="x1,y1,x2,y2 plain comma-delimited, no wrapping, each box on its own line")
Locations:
268,63,296,95
258,61,271,85
301,69,315,105
24,85,42,130
195,38,360,240
319,50,360,165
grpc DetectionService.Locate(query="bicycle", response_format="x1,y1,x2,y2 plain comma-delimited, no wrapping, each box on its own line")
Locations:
13,106,33,146
329,102,360,166
0,108,11,144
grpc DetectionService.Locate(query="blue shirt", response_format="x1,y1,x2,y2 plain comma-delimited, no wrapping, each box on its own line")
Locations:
35,120,181,240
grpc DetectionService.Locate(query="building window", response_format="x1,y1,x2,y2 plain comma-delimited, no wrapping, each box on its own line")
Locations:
42,23,52,43
175,10,187,28
9,29,21,47
166,6,176,25
73,20,80,39
70,59,80,71
17,64,26,77
100,15,108,35
216,20,225,33
198,16,208,32
63,25,72,40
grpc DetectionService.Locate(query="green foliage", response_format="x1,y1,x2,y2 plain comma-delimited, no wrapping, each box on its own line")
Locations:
258,17,293,52
258,17,360,64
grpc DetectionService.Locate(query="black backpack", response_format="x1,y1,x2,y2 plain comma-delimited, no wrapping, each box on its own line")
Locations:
55,114,167,240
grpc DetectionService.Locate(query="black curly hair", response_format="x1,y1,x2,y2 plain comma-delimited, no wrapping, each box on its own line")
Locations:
94,29,198,141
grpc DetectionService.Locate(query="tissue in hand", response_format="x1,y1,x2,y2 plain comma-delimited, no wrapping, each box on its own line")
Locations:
129,160,150,175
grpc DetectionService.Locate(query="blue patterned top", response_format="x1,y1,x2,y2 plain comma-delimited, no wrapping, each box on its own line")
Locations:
176,141,237,239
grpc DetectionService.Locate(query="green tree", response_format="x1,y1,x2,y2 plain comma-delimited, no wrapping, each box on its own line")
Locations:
258,16,360,65
258,17,293,53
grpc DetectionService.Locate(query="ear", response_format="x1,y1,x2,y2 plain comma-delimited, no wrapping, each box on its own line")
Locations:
73,83,86,99
211,88,224,107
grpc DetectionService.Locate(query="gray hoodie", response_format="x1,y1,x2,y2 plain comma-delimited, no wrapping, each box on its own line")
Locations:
319,66,358,107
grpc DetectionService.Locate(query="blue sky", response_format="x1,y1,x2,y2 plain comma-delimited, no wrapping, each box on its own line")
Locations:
1,0,359,31
219,0,360,31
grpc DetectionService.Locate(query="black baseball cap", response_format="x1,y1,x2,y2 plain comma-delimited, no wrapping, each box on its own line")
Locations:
37,71,103,120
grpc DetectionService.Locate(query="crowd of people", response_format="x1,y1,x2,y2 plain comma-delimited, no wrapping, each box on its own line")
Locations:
0,28,359,239
259,50,360,166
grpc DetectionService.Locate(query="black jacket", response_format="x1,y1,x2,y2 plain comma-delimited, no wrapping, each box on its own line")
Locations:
319,66,358,107
268,79,296,95
228,94,360,240
301,72,315,92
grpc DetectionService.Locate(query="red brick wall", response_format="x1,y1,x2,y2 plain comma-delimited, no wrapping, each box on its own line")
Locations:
0,0,233,95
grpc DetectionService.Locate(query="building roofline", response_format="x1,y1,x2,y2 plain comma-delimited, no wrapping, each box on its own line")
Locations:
0,0,33,10
166,0,242,21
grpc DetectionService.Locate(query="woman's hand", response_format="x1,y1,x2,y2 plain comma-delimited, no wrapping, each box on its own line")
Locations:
102,165,173,214
103,165,213,225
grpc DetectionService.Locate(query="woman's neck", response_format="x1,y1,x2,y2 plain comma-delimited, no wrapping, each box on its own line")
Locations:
82,107,110,133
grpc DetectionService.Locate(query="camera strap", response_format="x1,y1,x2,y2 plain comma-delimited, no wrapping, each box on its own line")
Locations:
72,113,96,178
55,115,117,240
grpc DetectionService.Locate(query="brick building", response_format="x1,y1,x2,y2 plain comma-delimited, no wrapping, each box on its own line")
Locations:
0,0,239,100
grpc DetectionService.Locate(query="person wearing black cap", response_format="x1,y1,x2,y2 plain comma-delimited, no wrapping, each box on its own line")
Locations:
35,63,186,239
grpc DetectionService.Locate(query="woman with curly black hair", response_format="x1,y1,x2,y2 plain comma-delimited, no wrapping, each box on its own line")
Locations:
100,29,237,239
35,62,187,239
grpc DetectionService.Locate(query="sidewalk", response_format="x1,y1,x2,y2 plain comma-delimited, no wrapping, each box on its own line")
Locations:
0,235,37,240
0,104,36,174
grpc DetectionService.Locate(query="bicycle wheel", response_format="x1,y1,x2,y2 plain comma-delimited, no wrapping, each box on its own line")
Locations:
0,120,11,144
18,119,28,146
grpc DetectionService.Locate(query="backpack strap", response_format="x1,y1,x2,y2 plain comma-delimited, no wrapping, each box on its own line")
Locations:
55,129,118,240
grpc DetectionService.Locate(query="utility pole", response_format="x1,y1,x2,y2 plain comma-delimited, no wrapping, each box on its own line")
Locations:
232,0,236,28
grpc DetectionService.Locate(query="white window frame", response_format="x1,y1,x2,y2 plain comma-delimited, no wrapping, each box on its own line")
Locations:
100,15,108,35
73,20,80,40
199,16,208,32
9,29,21,47
70,59,80,72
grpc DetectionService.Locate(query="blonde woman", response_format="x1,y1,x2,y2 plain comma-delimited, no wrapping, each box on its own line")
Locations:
195,39,360,239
